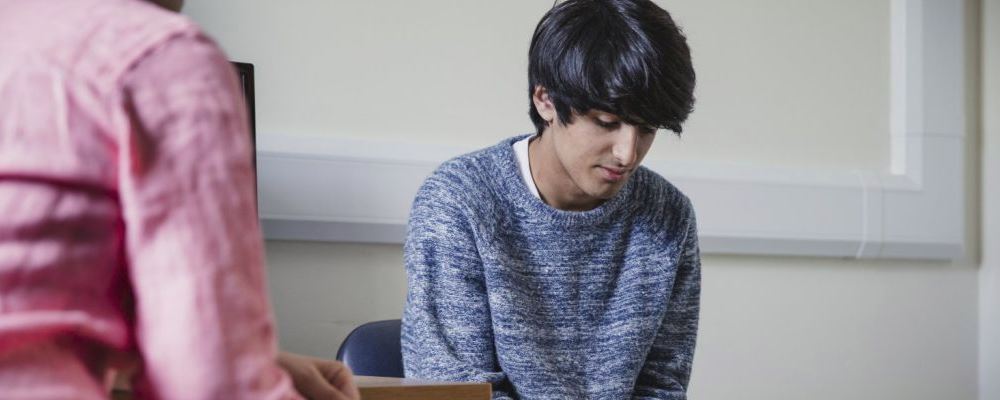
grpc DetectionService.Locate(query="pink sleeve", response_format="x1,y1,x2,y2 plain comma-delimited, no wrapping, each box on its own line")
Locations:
118,32,298,400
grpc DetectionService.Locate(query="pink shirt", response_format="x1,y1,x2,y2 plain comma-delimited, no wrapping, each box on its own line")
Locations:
0,1,298,398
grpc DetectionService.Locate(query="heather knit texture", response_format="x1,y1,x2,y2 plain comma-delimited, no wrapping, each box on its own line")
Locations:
402,135,701,400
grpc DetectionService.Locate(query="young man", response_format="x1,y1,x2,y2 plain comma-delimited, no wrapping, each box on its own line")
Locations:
402,0,699,399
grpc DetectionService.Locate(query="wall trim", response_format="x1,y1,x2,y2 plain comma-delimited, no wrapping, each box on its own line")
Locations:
256,0,966,260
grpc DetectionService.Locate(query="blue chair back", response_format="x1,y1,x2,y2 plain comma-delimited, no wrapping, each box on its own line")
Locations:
336,319,404,377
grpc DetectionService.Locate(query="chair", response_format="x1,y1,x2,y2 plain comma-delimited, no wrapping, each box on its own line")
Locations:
336,319,404,378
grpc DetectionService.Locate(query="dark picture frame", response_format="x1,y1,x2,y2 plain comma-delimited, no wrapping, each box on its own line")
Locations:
231,61,256,153
231,61,257,207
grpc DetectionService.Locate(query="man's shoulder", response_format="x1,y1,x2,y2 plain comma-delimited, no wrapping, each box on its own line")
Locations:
13,0,205,89
631,166,696,228
433,147,496,181
634,167,691,206
418,137,520,201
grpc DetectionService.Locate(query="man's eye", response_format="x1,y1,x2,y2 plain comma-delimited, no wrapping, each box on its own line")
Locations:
597,120,620,129
639,126,657,135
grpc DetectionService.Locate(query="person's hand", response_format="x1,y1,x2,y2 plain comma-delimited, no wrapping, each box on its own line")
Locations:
277,351,361,400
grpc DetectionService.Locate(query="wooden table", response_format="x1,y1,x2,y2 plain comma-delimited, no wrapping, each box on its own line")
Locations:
355,376,491,400
110,373,491,400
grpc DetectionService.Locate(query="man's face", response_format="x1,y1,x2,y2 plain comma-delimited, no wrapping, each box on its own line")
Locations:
549,110,656,202
532,87,656,209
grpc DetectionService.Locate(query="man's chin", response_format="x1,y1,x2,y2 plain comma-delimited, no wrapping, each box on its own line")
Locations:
590,184,625,200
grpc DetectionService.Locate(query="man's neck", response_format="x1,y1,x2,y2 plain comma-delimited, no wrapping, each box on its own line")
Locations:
527,133,604,211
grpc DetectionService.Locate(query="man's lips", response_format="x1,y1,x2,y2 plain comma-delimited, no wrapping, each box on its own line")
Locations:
599,166,629,181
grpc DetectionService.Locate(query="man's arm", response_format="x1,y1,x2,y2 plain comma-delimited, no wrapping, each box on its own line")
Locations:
119,32,299,399
634,206,701,400
401,175,516,400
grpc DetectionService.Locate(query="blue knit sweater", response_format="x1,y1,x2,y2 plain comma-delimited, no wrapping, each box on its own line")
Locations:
402,135,701,400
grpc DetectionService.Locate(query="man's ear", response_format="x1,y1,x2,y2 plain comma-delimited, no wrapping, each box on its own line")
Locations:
532,86,556,124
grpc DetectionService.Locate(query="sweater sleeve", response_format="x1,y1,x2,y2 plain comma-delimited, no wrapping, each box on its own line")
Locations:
633,205,701,400
401,174,516,400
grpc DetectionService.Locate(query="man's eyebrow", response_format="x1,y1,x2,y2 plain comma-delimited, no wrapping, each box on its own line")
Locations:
585,109,618,117
621,115,653,126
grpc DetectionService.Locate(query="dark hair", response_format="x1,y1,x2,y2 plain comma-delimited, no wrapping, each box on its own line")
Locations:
528,0,695,135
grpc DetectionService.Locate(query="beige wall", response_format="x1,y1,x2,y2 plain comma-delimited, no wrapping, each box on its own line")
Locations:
185,0,889,170
655,0,890,170
264,242,406,358
184,2,984,399
980,0,999,399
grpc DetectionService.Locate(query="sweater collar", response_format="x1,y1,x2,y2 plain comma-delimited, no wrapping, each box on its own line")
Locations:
493,134,638,226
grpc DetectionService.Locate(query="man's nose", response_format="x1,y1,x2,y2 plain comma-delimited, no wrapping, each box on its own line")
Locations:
611,126,640,167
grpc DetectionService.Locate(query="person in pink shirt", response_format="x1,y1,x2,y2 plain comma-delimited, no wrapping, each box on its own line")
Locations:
0,0,359,399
